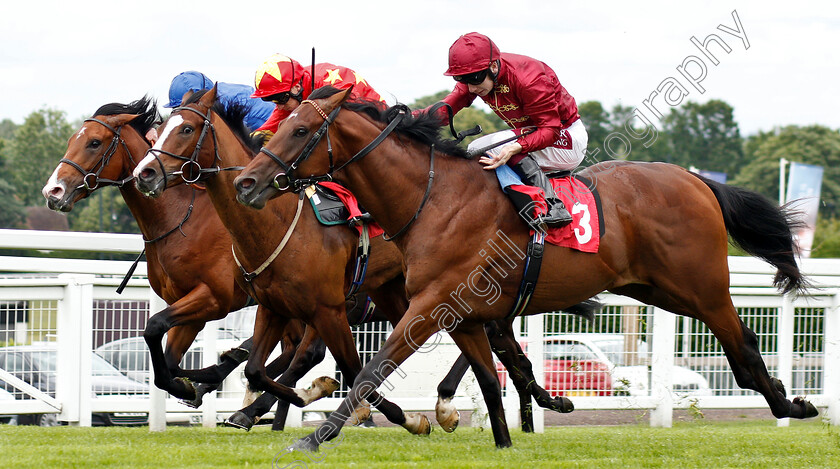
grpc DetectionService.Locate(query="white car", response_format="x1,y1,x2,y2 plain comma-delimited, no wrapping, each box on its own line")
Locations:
542,334,712,398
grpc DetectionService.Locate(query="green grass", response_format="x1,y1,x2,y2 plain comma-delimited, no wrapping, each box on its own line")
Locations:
1,420,839,468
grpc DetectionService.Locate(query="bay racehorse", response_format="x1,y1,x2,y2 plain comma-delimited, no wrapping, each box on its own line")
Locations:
233,86,817,450
132,87,597,433
41,97,334,424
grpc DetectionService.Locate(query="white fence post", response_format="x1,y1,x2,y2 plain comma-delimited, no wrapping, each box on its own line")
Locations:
503,317,522,430
777,293,795,427
825,292,840,426
57,273,94,427
527,314,545,433
201,319,218,427
148,292,167,432
650,307,675,427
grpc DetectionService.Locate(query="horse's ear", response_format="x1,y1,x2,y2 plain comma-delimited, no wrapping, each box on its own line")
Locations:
105,113,141,127
198,83,219,108
325,85,354,110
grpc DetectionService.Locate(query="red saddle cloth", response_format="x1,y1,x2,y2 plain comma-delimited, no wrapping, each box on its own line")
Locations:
509,176,601,253
317,182,385,238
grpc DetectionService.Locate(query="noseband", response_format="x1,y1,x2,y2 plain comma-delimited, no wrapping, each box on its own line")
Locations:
258,100,408,193
60,118,135,191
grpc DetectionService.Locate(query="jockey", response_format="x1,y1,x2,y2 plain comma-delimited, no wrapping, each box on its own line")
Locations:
164,71,275,133
433,32,588,227
251,54,384,139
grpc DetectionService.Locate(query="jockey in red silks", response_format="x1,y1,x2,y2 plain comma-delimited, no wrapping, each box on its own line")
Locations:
251,54,385,139
430,32,588,227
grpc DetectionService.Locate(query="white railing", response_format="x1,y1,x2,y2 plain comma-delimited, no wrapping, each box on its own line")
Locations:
1,228,838,431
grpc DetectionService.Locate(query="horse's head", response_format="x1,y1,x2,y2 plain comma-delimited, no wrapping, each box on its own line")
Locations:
134,86,221,198
234,87,354,209
43,113,146,212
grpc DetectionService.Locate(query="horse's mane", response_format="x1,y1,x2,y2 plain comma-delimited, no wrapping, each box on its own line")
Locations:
184,89,265,153
92,96,160,140
308,86,468,158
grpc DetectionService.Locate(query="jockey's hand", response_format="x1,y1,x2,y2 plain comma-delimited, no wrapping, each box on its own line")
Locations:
479,142,522,170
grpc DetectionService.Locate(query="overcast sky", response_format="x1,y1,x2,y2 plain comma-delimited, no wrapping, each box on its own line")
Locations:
1,0,838,136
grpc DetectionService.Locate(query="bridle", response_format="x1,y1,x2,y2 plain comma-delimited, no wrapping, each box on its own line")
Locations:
142,105,243,185
258,100,408,193
59,118,136,191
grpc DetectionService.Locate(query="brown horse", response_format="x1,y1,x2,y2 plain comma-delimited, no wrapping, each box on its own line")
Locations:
40,98,328,419
233,86,817,450
131,88,598,434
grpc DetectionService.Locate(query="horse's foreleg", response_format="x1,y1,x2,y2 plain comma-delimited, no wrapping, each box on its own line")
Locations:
292,308,441,452
310,309,428,435
449,324,512,449
243,306,334,408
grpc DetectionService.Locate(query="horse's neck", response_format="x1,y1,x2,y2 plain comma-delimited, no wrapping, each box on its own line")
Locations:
205,118,300,254
117,129,196,240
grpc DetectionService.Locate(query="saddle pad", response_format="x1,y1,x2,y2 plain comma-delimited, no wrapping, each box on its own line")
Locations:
496,166,602,253
306,184,350,226
316,182,385,238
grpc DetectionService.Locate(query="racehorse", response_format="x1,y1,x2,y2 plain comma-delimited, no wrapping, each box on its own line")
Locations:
132,88,596,434
232,86,817,450
41,98,331,423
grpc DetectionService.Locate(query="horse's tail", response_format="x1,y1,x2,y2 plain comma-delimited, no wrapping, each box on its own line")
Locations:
691,172,809,295
561,297,603,322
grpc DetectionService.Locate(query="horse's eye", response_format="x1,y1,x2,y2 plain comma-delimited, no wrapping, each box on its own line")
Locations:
294,128,308,138
182,126,194,135
88,139,102,149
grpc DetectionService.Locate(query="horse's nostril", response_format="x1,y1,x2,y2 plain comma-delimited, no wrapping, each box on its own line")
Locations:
49,186,63,198
238,178,254,190
139,167,156,180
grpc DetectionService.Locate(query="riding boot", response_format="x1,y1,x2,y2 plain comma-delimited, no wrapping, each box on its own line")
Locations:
513,156,572,227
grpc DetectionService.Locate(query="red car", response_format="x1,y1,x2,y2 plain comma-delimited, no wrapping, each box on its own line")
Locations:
496,339,613,397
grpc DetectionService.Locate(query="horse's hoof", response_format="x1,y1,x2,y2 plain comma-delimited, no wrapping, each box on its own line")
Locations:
312,376,340,397
171,377,197,400
351,400,371,425
179,383,216,409
220,347,250,363
402,412,432,436
555,396,574,413
224,411,255,431
435,396,460,433
793,397,819,419
291,435,320,453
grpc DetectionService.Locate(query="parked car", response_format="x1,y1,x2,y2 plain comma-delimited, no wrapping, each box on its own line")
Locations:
497,334,712,398
0,386,14,424
94,334,250,398
0,345,149,426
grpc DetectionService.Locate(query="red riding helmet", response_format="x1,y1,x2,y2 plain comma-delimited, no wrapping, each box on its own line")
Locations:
251,54,306,98
444,32,500,76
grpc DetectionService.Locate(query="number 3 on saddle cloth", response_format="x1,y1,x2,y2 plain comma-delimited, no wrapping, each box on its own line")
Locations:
495,165,603,253
304,182,385,305
496,165,604,318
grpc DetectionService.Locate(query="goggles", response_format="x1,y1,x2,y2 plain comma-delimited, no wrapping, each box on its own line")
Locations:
263,92,292,105
453,69,489,86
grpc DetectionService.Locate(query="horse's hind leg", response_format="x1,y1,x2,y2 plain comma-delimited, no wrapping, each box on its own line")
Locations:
620,283,818,420
485,320,573,433
709,310,817,419
435,354,469,432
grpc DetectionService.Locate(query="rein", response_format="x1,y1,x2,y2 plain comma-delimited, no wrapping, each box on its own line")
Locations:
143,106,244,185
60,118,136,190
232,191,306,282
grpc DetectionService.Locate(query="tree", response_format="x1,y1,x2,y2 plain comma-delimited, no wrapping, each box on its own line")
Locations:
6,108,74,207
662,100,743,177
578,101,611,163
733,125,840,218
